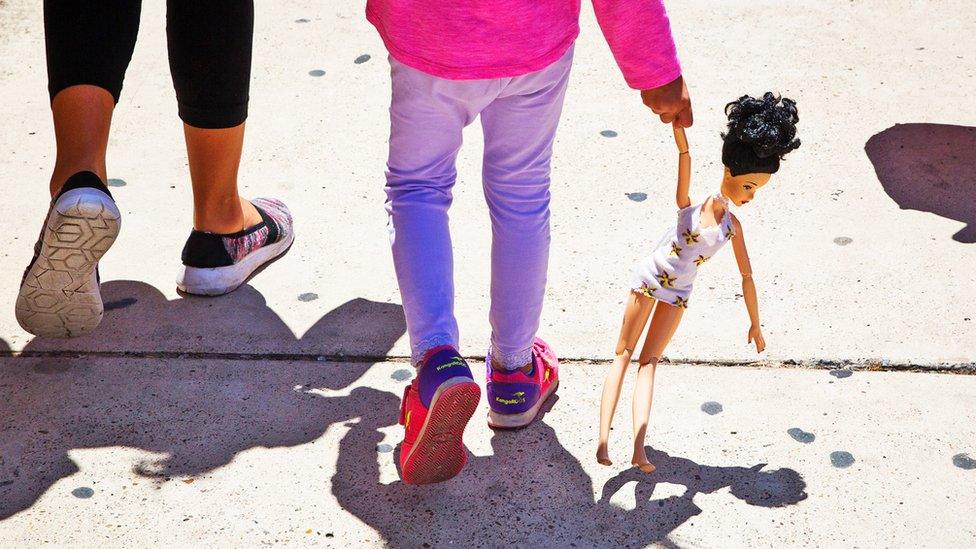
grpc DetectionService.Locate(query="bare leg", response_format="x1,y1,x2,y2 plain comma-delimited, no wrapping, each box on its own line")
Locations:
631,300,683,472
597,291,654,465
49,86,114,196
182,122,262,234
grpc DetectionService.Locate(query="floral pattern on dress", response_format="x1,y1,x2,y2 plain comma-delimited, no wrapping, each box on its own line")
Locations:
637,282,656,298
630,194,734,311
656,271,677,288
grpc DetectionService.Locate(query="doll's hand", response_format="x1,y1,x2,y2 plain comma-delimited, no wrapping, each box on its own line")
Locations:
748,325,766,353
641,76,693,128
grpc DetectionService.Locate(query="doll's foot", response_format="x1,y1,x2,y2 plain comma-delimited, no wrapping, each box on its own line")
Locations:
631,460,656,474
631,451,656,473
596,443,612,466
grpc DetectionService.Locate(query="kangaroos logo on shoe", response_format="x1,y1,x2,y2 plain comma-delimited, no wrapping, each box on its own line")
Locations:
435,357,466,372
494,391,527,406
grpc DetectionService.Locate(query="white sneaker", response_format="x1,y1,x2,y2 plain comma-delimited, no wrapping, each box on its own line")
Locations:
16,173,121,338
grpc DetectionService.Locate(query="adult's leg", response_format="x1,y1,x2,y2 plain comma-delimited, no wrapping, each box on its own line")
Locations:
17,2,136,337
167,0,260,234
44,0,141,194
385,59,495,363
479,47,573,370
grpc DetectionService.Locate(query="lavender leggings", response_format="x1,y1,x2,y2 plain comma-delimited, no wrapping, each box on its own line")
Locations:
384,47,573,368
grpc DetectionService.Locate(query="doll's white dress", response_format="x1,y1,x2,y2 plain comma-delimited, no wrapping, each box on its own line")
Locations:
630,193,735,308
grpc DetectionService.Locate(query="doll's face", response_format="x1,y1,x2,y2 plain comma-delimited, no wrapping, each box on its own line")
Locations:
721,169,771,207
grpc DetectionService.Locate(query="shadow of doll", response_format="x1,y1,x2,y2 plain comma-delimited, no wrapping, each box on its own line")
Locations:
331,398,808,546
597,447,808,541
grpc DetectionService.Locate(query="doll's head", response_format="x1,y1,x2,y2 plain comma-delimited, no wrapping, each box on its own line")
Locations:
720,92,801,206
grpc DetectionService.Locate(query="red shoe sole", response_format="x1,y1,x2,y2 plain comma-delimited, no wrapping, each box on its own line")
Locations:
401,381,481,485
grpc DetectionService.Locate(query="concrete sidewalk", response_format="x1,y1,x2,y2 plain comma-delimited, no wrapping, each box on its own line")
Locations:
1,357,974,546
1,0,975,546
0,0,973,366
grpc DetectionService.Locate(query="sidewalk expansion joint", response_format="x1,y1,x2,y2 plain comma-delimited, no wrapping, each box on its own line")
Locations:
1,350,973,374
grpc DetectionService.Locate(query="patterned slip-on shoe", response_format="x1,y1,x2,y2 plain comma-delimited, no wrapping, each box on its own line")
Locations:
486,338,560,429
16,171,121,338
177,198,294,296
399,346,481,485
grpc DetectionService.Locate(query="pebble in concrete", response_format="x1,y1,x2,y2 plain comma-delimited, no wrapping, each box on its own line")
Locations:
71,487,94,499
377,444,394,453
600,130,618,138
298,292,318,302
104,297,137,311
626,192,648,202
107,178,126,187
788,428,816,443
308,70,326,77
830,451,855,468
833,236,853,246
952,453,976,470
354,54,371,64
391,369,413,381
829,369,853,379
700,401,723,415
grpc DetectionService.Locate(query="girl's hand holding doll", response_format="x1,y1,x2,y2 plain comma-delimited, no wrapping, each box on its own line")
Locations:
642,75,693,127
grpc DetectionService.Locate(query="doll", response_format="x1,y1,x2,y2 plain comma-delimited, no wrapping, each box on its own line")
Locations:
596,92,801,472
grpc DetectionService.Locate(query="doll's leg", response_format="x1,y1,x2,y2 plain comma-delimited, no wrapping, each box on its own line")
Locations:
631,301,683,472
597,291,654,465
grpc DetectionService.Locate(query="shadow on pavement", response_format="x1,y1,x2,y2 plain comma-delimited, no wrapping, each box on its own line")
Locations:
866,123,976,243
2,281,806,539
332,398,808,546
598,447,808,538
14,279,403,359
0,281,405,520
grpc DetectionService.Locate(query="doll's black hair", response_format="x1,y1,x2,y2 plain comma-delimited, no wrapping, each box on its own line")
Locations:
721,92,801,176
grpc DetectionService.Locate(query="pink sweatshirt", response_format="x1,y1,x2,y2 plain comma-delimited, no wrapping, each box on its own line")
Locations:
366,0,682,90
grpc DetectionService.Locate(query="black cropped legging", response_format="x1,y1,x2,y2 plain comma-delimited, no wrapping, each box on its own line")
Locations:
44,0,253,129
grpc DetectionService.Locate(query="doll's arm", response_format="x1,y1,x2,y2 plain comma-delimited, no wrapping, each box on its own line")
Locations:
674,125,691,209
730,215,766,353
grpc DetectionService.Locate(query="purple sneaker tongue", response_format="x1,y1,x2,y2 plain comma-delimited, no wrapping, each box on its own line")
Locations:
417,348,472,408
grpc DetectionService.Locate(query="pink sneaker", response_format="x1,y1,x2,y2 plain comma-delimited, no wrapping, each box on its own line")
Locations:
398,346,480,485
486,338,559,429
